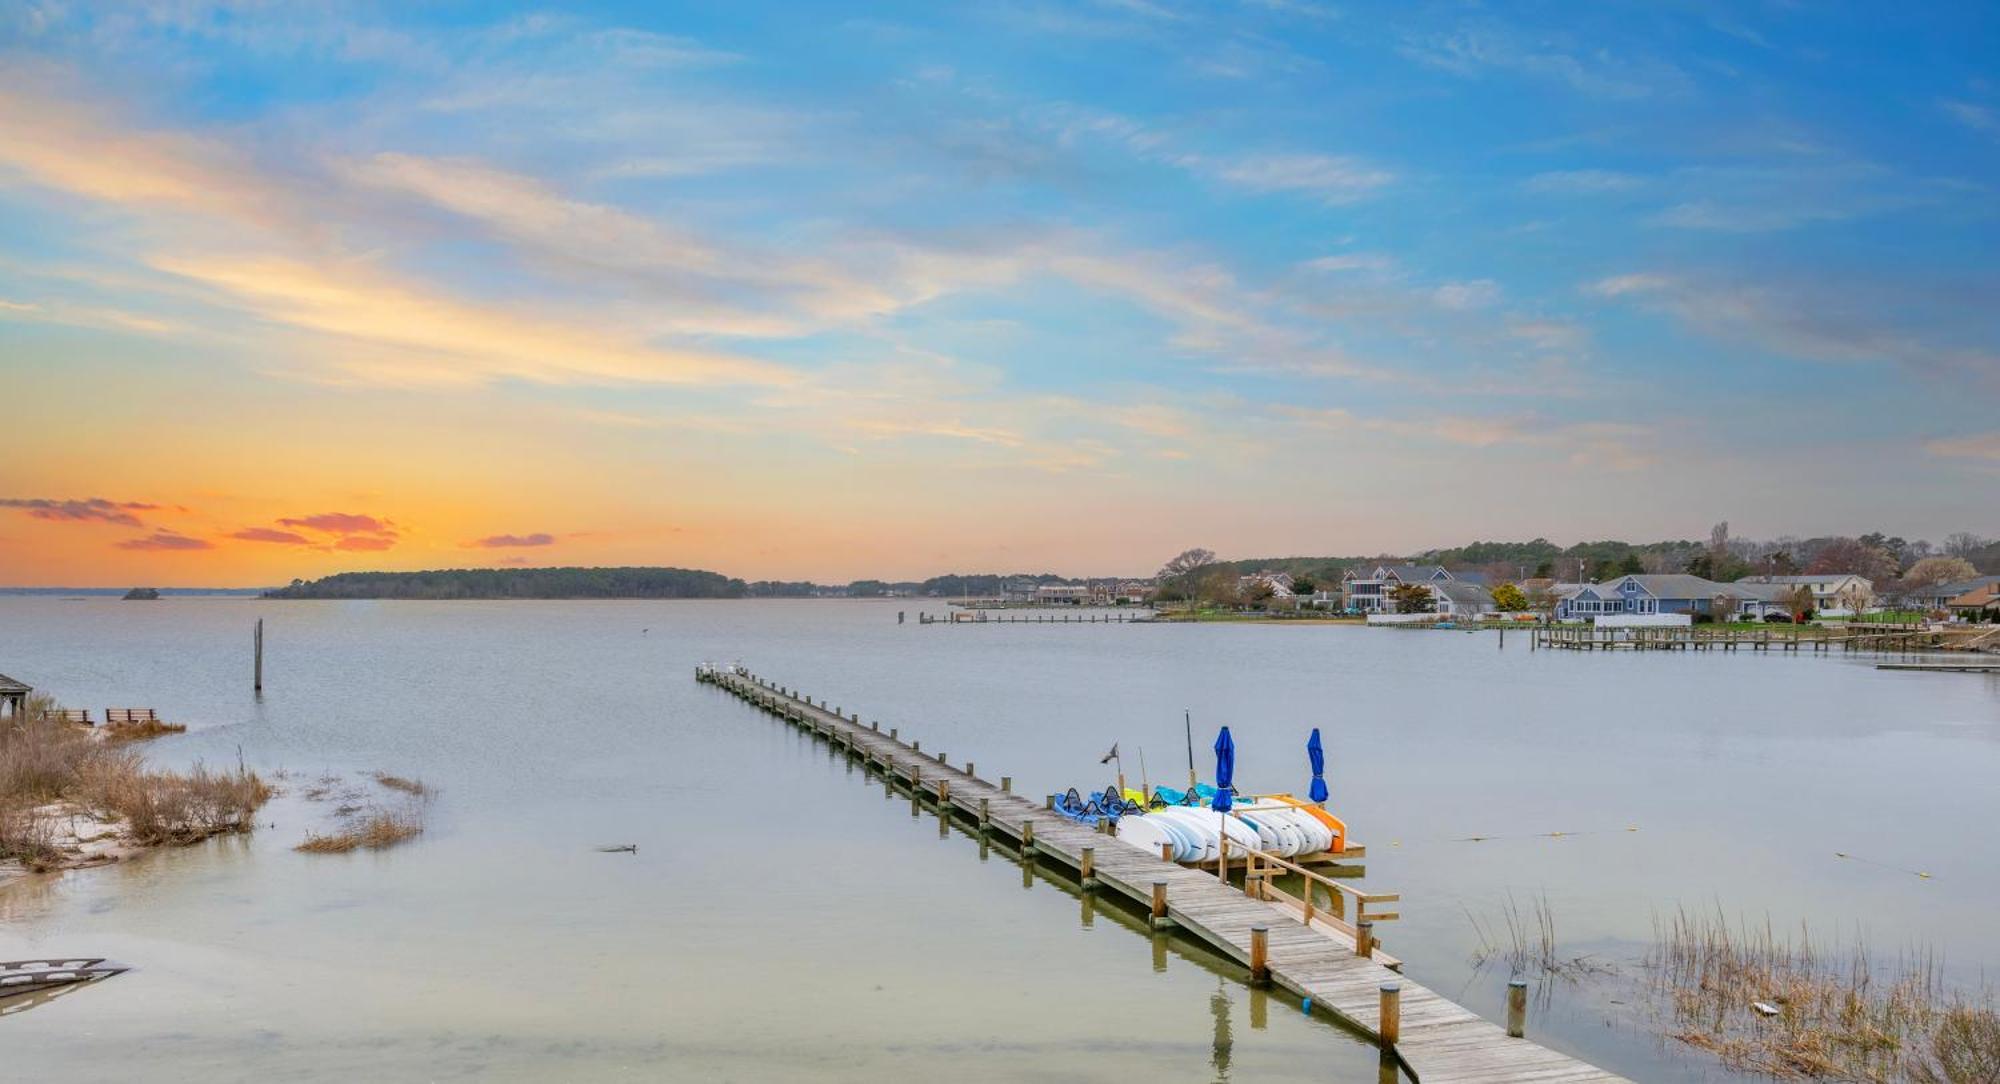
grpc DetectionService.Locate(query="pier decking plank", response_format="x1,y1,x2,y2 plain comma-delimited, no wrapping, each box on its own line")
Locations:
700,667,1629,1083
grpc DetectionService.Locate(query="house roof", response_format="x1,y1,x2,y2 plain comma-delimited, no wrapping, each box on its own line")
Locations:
1740,574,1870,587
0,672,30,696
1946,583,2000,607
1928,575,2000,598
1434,582,1494,605
1603,574,1727,599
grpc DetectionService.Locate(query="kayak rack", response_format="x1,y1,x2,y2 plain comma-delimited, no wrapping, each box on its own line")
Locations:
697,664,1631,1084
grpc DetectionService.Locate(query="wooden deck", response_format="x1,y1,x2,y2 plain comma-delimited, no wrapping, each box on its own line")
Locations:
698,665,1628,1083
1876,659,2000,672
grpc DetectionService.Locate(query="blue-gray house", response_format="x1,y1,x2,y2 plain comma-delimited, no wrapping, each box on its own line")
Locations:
1556,574,1789,621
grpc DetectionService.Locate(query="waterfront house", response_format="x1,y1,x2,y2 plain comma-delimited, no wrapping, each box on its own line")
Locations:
1945,580,2000,619
1034,584,1094,605
1738,573,1874,615
1340,564,1461,614
1113,580,1155,604
1430,581,1496,619
1238,571,1296,599
1913,574,2000,613
1556,574,1792,622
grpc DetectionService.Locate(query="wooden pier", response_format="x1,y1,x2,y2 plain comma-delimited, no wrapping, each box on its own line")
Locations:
1876,659,2000,673
1531,622,1975,653
696,664,1626,1083
917,610,1153,624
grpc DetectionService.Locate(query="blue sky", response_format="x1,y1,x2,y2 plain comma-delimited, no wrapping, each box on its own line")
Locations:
0,2,1995,582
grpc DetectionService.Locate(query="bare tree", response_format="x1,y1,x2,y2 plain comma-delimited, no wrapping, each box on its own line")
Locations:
1944,532,1988,559
1905,556,1977,591
1156,548,1218,602
1709,521,1731,560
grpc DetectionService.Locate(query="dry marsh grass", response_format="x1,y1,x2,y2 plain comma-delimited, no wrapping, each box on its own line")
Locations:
102,718,188,744
1649,908,1998,1081
1466,892,1608,981
370,772,431,798
296,808,423,854
2,695,269,862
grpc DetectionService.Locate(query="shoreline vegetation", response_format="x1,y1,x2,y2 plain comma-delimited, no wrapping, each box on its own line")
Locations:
1,695,270,878
291,769,431,854
1648,909,2000,1082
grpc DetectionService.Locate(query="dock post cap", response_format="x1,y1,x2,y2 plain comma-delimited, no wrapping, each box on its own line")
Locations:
1507,978,1527,989
1380,981,1401,992
1251,924,1268,932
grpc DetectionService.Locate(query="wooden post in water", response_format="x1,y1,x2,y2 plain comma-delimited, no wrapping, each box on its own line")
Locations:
964,761,974,778
935,779,949,804
1355,920,1375,958
979,797,990,828
253,618,264,692
1000,776,1011,793
1151,879,1169,926
1021,819,1035,850
1161,842,1174,862
1080,845,1096,890
1507,979,1527,1037
1379,983,1401,1047
1249,926,1269,986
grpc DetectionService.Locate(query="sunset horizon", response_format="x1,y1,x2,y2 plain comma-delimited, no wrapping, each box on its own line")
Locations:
4,4,1995,585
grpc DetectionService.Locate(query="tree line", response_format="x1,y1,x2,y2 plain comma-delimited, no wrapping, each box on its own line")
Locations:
265,567,748,600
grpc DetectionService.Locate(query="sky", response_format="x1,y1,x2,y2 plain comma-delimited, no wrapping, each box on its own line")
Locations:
1,1,1996,586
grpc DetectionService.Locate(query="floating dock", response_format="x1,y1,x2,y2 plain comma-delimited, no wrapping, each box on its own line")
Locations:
697,664,1627,1083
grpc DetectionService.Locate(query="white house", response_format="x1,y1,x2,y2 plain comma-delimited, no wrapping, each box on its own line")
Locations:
1738,573,1873,615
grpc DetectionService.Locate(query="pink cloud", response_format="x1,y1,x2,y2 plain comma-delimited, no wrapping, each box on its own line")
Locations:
1,497,158,528
115,530,213,551
334,535,396,551
230,527,313,544
279,512,394,536
465,532,556,548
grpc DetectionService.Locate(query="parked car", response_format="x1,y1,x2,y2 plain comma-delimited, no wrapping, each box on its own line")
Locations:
1762,612,1793,623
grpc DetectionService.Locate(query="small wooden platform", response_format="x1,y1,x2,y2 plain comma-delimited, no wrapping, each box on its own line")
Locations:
1876,660,2000,672
698,665,1628,1083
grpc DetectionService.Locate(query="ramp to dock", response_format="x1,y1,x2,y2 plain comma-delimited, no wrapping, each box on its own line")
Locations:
698,666,1628,1083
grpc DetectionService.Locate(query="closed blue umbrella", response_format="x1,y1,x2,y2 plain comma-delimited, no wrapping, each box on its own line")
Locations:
1307,728,1328,804
1212,726,1235,812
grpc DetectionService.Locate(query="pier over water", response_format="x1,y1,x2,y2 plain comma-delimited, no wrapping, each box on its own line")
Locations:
697,664,1628,1083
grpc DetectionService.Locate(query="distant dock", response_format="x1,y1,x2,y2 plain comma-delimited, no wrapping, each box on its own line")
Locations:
696,664,1627,1083
914,610,1153,624
1532,622,1993,653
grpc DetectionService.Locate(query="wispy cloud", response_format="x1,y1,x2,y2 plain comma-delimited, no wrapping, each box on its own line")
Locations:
1925,432,2000,461
466,532,558,548
229,527,313,545
1207,153,1394,203
1402,26,1688,100
1588,272,1998,383
0,497,157,527
1940,99,1999,138
115,529,212,551
1522,169,1643,194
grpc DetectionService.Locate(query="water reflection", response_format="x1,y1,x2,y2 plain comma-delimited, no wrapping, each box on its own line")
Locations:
0,598,1990,1082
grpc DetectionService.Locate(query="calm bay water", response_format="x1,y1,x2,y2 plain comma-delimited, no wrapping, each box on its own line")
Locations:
2,598,1996,1082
